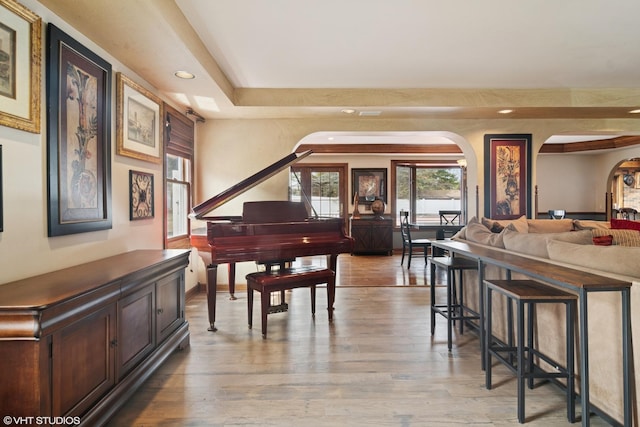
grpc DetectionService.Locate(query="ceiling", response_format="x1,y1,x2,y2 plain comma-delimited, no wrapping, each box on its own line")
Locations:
39,0,640,147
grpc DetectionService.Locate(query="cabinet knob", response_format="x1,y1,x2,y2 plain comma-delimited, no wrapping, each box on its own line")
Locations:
110,339,117,348
157,308,164,315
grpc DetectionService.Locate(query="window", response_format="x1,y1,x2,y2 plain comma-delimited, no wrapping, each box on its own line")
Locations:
290,164,348,219
392,160,464,226
166,154,191,239
164,104,194,248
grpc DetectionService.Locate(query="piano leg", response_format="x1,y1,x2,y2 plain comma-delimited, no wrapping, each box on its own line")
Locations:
328,254,339,311
228,263,237,300
206,263,218,332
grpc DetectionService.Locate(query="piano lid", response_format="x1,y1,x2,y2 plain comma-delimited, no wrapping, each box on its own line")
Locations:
191,150,313,219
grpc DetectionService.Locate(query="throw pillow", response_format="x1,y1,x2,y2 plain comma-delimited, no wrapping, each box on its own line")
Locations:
592,228,640,247
547,240,640,278
465,222,506,248
527,219,574,233
494,215,529,233
573,220,611,230
592,235,613,246
611,218,640,231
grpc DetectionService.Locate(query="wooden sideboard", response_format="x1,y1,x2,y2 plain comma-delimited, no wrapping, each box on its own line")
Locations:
0,249,191,426
350,216,393,255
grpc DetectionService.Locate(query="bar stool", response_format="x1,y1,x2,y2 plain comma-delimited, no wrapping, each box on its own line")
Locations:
430,254,479,351
484,279,576,424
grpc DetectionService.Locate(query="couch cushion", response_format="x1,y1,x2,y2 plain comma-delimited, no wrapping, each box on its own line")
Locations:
465,222,505,248
573,219,611,230
527,218,574,233
547,240,640,278
492,215,529,233
502,228,593,258
592,228,640,247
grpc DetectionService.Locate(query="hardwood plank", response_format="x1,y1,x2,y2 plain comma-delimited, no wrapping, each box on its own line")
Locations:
106,254,609,426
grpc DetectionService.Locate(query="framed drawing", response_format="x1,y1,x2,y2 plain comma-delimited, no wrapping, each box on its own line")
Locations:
0,0,41,133
46,23,112,236
129,170,154,220
484,134,532,220
352,168,387,204
116,72,163,163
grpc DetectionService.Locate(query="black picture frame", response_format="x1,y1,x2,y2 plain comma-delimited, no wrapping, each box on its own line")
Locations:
483,134,532,220
46,23,112,236
129,170,154,220
352,168,387,205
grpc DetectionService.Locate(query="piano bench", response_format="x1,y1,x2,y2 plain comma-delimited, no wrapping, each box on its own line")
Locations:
246,266,336,338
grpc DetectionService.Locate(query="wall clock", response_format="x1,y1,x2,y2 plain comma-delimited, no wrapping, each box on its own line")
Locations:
129,170,154,220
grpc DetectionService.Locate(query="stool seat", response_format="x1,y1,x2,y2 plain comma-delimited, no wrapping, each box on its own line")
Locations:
246,266,335,338
485,279,577,424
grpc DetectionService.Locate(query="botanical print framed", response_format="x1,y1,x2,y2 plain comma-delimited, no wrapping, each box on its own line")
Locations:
46,23,112,236
0,0,41,133
352,168,387,204
129,170,154,220
484,134,532,220
116,72,162,163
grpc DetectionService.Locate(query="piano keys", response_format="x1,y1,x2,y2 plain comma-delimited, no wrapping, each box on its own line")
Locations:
190,151,354,331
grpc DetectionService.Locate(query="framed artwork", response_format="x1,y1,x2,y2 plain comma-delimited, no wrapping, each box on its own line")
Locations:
0,0,41,133
46,23,112,236
129,170,154,220
352,168,387,204
484,134,532,220
116,72,163,163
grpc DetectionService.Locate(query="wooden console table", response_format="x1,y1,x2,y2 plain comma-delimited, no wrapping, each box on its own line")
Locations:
0,249,190,426
430,240,632,427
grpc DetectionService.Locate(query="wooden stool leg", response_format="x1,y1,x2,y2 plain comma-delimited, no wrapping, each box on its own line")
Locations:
485,286,493,390
247,285,254,329
517,299,525,424
567,300,576,423
261,288,269,338
430,261,437,335
310,286,316,316
327,276,335,321
446,267,453,351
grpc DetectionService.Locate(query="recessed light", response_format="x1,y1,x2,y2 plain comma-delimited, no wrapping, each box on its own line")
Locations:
341,109,356,114
629,109,640,114
498,109,513,114
174,70,196,79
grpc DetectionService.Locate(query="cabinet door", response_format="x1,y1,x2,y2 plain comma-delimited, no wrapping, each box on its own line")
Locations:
156,271,185,343
51,303,116,417
350,221,371,253
117,284,155,380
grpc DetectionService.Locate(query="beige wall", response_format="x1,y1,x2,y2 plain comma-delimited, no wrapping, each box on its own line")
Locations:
0,0,199,288
193,117,640,219
2,0,640,288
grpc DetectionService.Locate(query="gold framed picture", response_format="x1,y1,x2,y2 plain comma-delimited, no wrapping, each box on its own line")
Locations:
0,0,41,133
116,72,163,163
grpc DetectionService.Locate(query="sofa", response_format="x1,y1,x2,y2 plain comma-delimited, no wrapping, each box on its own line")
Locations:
451,215,640,425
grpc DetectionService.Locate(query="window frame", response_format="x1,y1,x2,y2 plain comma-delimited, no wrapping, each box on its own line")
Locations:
163,104,194,249
290,163,349,219
391,159,465,227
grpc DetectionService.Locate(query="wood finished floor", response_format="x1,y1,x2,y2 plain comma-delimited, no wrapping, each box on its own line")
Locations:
107,254,609,426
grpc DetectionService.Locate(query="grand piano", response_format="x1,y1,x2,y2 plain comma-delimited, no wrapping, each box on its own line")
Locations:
190,150,354,331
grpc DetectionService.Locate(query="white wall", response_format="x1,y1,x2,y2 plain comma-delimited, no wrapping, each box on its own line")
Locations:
0,0,198,290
